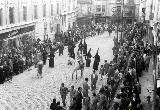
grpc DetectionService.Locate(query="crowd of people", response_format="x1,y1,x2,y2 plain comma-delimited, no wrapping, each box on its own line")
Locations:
49,22,160,110
0,21,105,84
110,23,157,110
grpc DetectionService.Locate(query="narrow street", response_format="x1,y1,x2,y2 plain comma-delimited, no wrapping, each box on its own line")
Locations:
0,32,114,110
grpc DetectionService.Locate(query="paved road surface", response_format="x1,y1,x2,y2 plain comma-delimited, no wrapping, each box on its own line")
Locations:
0,32,114,110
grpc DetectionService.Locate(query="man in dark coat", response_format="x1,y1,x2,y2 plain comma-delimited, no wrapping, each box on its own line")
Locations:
93,49,100,71
49,51,55,68
75,87,83,110
86,48,92,67
42,49,48,65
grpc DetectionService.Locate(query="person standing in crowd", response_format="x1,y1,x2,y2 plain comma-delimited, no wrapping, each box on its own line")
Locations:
18,56,24,73
0,65,5,84
71,43,76,60
97,26,100,35
59,42,64,56
93,48,100,71
83,96,90,110
83,39,87,59
83,78,90,98
75,87,83,110
42,49,48,65
109,28,112,36
77,50,83,67
107,63,114,80
69,85,76,106
50,98,57,110
91,93,98,110
70,97,77,110
144,54,151,72
56,101,64,110
3,61,11,81
97,88,107,110
91,70,98,93
78,39,83,54
60,83,68,107
13,56,19,75
99,65,104,80
86,48,92,67
37,60,43,78
103,60,110,75
49,50,55,68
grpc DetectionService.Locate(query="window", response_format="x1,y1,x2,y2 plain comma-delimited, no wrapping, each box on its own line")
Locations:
117,6,121,12
102,5,105,12
43,4,46,17
9,7,15,24
96,5,101,12
0,9,2,26
23,6,27,21
34,5,38,19
51,4,53,16
57,3,59,14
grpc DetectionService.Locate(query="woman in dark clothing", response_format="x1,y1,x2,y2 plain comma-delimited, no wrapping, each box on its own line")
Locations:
83,39,87,57
49,51,55,68
93,49,100,71
86,48,92,67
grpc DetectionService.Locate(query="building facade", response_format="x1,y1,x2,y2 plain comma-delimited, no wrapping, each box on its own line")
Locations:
76,0,93,27
61,0,78,32
0,0,78,42
92,0,109,24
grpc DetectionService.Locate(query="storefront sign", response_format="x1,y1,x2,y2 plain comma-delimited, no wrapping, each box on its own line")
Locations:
0,25,35,40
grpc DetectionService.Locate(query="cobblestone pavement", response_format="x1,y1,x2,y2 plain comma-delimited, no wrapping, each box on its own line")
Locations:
0,32,114,110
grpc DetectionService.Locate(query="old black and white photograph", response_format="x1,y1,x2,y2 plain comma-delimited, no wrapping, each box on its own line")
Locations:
0,0,160,110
